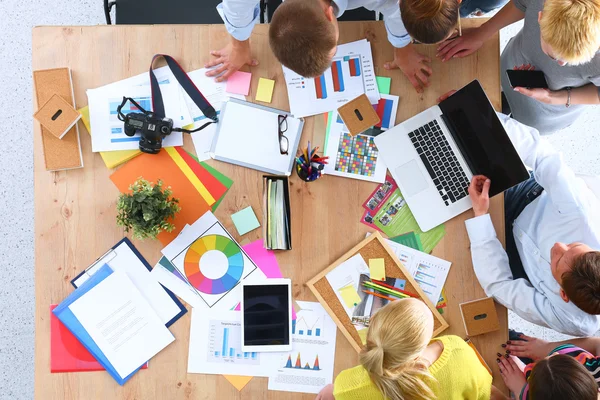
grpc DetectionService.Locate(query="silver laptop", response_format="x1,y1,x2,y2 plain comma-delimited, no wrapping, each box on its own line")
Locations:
374,80,529,232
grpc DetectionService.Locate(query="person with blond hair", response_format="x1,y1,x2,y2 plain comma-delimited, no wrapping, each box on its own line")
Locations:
437,0,600,134
206,0,510,93
315,298,506,400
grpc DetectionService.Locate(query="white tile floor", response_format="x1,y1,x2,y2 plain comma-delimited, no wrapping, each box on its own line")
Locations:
0,6,598,400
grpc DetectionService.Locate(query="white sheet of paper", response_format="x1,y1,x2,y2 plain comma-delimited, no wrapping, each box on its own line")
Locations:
69,270,175,379
188,309,280,376
268,301,337,394
282,39,379,118
325,254,370,319
150,260,206,309
72,242,182,325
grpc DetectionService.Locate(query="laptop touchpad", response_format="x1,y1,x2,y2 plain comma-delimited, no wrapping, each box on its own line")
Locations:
395,160,428,197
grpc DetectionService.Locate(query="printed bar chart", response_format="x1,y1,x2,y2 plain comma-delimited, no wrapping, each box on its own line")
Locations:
375,97,394,129
293,317,323,337
208,320,259,365
314,75,328,99
331,60,345,92
344,56,361,77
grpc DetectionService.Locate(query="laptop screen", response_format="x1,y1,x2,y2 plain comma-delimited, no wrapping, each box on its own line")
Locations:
439,80,529,197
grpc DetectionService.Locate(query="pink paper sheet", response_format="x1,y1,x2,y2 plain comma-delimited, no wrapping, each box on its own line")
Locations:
238,240,297,320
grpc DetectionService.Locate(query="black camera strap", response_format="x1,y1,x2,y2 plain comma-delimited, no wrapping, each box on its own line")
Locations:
149,54,218,133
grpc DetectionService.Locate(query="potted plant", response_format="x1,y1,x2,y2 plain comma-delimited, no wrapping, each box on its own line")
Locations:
116,178,180,240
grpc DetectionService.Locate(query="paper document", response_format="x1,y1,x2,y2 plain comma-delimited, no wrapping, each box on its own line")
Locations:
268,301,337,394
325,254,370,319
188,309,279,376
68,270,175,379
282,39,379,117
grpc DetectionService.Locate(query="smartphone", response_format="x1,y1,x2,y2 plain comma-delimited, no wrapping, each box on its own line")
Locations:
506,70,549,89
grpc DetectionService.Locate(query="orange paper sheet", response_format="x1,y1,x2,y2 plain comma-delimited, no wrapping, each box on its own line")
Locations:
110,150,211,245
222,375,253,391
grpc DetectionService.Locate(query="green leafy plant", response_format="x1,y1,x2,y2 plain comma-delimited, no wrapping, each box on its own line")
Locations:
116,178,180,240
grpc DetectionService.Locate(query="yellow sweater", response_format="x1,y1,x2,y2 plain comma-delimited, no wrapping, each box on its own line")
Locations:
333,335,492,400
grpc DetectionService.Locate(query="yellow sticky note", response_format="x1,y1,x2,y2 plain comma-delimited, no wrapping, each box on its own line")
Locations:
255,78,275,103
369,258,386,280
339,285,362,308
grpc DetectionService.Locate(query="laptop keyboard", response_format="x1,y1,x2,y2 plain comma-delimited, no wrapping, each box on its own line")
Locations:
408,120,470,206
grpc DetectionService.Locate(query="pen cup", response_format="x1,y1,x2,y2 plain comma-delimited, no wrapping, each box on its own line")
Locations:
296,163,322,182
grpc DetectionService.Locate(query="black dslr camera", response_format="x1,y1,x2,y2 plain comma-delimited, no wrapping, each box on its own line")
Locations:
117,97,174,154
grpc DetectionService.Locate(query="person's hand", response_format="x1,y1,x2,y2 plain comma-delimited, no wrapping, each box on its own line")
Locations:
437,90,457,103
436,28,487,62
315,384,334,400
385,44,432,93
513,87,567,105
504,333,552,361
468,175,491,217
205,39,258,82
497,354,528,396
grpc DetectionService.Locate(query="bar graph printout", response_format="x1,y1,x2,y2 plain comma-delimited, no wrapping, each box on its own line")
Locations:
268,301,337,394
187,309,279,377
282,39,379,117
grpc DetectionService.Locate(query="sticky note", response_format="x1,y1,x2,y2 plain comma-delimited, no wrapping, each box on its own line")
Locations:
376,76,391,95
231,206,260,235
369,258,386,280
226,71,252,96
255,78,275,103
339,285,362,308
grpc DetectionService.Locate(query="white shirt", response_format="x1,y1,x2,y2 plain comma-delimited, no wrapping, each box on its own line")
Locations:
217,0,411,48
465,114,600,336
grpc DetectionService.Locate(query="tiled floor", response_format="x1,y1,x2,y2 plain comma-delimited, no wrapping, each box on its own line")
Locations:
1,6,598,400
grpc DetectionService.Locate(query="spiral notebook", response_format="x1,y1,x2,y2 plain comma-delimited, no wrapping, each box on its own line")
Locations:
210,98,304,176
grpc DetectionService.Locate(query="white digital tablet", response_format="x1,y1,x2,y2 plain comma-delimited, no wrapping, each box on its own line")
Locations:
240,279,293,352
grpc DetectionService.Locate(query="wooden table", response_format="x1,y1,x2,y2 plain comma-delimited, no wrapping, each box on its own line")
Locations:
33,20,506,399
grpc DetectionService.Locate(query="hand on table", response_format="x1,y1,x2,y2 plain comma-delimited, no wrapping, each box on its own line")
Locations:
497,354,528,396
205,39,258,82
503,333,552,362
468,175,491,217
315,384,334,400
385,44,432,93
436,28,486,62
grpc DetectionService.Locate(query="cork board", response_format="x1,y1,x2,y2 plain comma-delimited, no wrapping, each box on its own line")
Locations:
307,232,449,352
33,68,83,171
33,94,81,140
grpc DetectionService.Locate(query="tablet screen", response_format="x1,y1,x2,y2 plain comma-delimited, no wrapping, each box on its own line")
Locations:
243,284,290,346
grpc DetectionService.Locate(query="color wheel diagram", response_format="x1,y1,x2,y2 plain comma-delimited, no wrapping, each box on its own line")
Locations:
171,221,258,308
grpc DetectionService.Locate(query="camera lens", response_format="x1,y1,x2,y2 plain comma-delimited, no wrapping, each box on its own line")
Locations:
161,126,169,134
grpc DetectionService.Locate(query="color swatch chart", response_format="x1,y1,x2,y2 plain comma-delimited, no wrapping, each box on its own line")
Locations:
207,319,259,365
335,133,378,177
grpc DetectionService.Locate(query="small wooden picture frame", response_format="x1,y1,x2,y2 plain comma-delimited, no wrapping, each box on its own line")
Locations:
460,297,500,337
337,94,380,136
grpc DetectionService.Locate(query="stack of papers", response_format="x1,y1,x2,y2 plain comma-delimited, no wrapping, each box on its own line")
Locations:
263,176,291,250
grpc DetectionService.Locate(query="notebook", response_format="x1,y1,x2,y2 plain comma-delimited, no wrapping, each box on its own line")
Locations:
33,68,84,171
211,98,304,176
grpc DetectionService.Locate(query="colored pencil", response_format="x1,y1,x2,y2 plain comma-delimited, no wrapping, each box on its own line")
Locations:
362,290,396,302
372,279,419,298
362,282,409,299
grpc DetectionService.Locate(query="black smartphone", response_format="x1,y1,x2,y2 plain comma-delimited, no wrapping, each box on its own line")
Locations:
506,69,549,89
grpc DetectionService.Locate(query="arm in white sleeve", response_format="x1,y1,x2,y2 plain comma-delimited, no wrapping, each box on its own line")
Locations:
498,113,588,214
465,214,561,329
217,0,260,42
381,7,411,48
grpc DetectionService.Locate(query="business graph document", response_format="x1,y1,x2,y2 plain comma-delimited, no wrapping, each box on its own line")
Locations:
283,39,379,117
268,301,337,394
187,309,279,376
68,270,175,379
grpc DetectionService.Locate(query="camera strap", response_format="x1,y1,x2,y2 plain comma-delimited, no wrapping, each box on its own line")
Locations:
149,54,218,133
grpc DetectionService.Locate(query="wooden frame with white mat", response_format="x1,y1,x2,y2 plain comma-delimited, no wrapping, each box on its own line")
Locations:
307,232,449,352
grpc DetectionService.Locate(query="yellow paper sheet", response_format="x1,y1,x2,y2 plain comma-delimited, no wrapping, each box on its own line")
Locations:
369,258,386,280
78,106,141,169
339,285,362,308
223,375,253,391
255,78,275,103
164,147,215,206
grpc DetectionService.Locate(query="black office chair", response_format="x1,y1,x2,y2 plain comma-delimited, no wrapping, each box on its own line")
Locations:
104,0,270,24
263,0,379,22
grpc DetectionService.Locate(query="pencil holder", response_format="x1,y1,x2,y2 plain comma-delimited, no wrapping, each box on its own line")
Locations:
295,143,328,182
296,163,322,182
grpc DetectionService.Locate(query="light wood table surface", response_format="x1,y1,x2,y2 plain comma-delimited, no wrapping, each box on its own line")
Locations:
33,19,506,399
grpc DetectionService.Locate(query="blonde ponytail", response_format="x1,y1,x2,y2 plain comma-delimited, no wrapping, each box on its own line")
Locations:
359,298,437,400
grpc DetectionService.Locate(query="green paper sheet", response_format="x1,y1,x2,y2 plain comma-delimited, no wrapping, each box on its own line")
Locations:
390,232,423,251
323,111,334,155
187,152,234,212
376,76,391,95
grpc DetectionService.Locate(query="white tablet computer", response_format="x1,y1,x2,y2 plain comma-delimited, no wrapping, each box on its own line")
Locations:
241,279,292,352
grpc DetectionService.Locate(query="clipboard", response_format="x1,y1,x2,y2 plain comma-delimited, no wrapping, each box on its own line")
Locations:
71,238,186,327
210,98,304,176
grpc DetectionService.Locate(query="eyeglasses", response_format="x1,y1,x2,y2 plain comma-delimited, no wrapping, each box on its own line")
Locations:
278,114,289,155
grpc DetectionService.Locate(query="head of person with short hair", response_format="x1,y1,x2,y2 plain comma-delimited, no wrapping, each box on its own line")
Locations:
538,0,600,66
529,354,598,400
360,298,437,400
269,0,339,78
550,243,600,314
400,0,462,44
